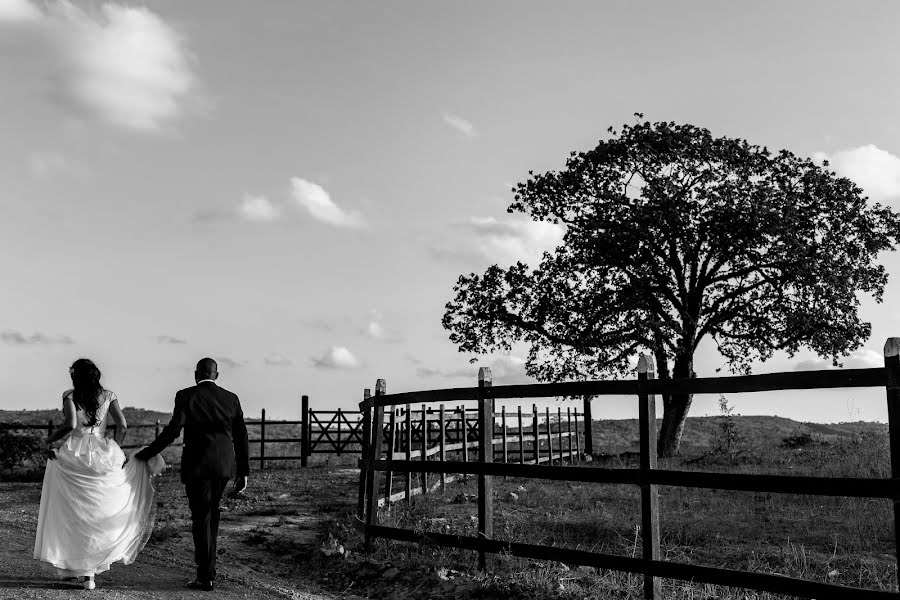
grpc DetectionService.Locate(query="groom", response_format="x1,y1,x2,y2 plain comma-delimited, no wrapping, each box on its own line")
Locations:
136,358,250,591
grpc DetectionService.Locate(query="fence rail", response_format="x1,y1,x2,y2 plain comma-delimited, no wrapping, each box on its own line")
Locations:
356,337,900,600
1,394,365,469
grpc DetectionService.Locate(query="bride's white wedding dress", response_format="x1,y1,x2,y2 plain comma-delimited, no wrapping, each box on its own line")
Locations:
33,389,165,578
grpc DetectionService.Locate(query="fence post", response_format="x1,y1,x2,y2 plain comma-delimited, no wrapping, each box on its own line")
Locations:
364,380,386,551
439,404,447,492
545,407,553,465
501,409,508,464
532,404,540,464
477,367,494,571
356,389,371,521
385,407,396,504
582,395,594,457
567,407,573,461
155,419,160,440
260,408,266,470
517,406,524,464
460,405,469,464
557,407,564,463
884,337,900,588
301,395,310,467
574,410,581,464
421,404,428,495
336,408,343,456
47,419,53,438
638,354,661,599
405,405,412,503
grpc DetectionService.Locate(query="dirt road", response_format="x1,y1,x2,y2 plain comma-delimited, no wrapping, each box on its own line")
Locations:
0,470,357,600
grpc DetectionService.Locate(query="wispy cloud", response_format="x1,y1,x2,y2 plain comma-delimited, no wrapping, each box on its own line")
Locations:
311,346,363,370
214,356,245,369
442,112,477,138
155,334,186,344
1,1,196,132
416,355,534,385
814,145,900,201
431,216,564,266
1,330,74,345
237,193,280,222
290,177,364,228
794,348,882,371
264,354,292,367
29,151,83,177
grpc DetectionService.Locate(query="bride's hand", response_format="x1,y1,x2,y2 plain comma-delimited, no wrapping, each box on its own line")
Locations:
46,447,57,461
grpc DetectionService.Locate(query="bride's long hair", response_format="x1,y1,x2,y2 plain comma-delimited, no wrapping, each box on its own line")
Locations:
69,358,104,427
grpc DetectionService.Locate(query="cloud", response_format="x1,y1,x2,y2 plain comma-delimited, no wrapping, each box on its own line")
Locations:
29,152,82,177
264,354,292,367
0,0,41,22
237,194,280,222
311,346,363,370
442,112,477,138
290,177,364,228
794,348,882,371
213,356,244,369
155,334,186,344
416,355,534,385
433,216,565,266
1,330,74,345
2,1,195,132
814,145,900,201
363,309,402,342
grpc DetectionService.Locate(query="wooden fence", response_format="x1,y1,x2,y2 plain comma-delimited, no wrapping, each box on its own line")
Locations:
0,395,365,469
357,337,900,600
372,402,585,506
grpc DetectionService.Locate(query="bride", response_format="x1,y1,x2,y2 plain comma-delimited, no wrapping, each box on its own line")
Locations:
33,358,164,590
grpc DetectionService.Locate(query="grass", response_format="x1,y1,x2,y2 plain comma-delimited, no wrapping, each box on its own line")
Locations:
360,414,897,599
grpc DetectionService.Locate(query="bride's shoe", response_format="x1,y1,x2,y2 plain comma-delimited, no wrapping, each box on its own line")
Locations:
82,576,95,590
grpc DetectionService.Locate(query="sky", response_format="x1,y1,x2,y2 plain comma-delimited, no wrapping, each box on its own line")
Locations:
1,1,899,424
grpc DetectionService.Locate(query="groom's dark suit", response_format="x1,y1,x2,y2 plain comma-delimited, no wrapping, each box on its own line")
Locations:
136,380,249,584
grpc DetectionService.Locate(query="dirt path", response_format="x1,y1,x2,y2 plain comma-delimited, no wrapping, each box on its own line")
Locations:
0,470,357,600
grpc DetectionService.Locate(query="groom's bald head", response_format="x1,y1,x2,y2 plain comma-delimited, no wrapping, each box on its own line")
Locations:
195,358,218,382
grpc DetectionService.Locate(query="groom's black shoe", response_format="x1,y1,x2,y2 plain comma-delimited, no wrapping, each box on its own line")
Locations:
187,579,214,591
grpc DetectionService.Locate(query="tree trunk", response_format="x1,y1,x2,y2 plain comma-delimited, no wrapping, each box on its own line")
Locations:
656,354,694,458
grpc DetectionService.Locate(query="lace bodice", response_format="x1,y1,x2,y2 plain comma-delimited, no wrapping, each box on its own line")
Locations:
64,389,117,438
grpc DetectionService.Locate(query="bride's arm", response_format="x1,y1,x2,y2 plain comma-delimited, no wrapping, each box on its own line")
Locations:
46,395,77,446
109,399,128,445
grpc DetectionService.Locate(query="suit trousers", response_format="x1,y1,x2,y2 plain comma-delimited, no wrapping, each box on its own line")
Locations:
185,478,229,581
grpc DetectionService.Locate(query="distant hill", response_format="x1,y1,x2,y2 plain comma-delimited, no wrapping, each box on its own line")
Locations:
0,407,172,427
591,415,886,453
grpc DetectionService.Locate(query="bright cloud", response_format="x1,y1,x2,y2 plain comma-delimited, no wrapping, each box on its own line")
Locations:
814,145,900,201
794,348,882,371
2,1,195,132
155,334,186,344
214,356,244,369
237,194,280,222
1,330,74,345
0,0,41,22
442,112,477,138
290,177,365,228
453,216,565,265
311,346,363,370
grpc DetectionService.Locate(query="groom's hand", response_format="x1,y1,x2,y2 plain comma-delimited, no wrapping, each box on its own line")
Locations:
233,476,248,496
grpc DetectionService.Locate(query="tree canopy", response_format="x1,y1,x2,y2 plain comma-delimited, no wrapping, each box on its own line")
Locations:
442,116,900,456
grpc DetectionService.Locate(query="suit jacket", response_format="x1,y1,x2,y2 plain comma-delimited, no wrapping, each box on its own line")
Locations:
136,381,250,483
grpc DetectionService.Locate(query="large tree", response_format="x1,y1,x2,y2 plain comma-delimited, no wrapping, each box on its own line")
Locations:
443,116,900,457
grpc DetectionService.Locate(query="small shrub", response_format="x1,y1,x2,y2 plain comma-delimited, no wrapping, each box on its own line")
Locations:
781,431,815,449
713,395,743,457
0,430,47,470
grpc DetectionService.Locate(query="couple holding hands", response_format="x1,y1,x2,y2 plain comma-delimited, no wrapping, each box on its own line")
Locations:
34,357,250,592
